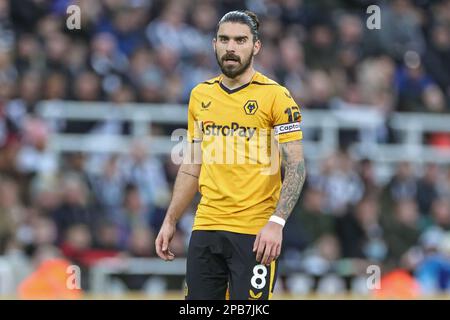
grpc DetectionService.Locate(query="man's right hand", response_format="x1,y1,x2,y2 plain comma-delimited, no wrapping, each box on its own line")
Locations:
155,220,176,261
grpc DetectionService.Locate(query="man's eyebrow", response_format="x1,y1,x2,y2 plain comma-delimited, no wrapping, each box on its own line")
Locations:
217,35,249,40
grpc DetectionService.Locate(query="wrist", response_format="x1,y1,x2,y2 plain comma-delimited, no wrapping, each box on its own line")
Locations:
164,214,178,226
269,215,286,227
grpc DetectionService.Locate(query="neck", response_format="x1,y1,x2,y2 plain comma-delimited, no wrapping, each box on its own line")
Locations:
221,66,256,89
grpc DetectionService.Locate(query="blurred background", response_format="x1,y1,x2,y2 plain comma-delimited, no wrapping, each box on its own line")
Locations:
1,0,450,299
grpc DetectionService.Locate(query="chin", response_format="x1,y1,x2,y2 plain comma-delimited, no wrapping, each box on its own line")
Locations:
222,67,243,78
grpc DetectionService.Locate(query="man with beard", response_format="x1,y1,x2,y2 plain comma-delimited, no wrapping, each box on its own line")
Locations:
155,10,306,300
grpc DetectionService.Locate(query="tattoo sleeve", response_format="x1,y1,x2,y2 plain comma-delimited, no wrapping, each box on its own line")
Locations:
274,140,306,221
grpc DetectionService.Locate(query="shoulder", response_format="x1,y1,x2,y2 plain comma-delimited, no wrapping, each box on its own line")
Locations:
252,72,280,86
191,75,221,95
202,75,221,85
252,72,290,95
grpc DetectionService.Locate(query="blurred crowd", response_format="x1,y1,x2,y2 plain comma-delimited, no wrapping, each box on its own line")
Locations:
1,0,450,294
283,156,450,295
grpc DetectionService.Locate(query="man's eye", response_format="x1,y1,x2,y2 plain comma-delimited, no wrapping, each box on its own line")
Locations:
237,38,245,44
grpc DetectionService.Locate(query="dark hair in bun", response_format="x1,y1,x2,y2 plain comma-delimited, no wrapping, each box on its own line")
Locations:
217,10,260,42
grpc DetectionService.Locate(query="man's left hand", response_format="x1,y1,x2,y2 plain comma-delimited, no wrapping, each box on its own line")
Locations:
253,221,283,265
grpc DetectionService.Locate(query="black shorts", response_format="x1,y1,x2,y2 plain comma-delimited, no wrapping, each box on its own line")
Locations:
185,230,278,300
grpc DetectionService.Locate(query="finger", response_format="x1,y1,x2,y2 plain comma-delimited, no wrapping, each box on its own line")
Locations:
265,250,273,265
260,241,272,265
157,234,173,261
256,240,265,262
166,250,175,261
276,244,281,259
162,235,169,252
253,233,260,252
155,235,164,259
261,243,272,266
268,245,278,265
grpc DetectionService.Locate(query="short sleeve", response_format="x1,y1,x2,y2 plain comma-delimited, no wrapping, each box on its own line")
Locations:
187,91,203,143
271,87,303,143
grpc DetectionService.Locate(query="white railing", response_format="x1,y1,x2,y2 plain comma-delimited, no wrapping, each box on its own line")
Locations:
90,257,187,294
0,258,15,295
0,256,375,296
37,100,450,182
88,257,371,296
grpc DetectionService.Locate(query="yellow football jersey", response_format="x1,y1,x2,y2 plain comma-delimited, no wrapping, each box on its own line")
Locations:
187,71,302,235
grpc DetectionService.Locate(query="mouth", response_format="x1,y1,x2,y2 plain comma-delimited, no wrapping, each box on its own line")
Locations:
223,60,240,67
224,60,239,65
223,56,240,64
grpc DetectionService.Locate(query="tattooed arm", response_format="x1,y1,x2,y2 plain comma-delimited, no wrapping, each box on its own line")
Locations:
274,140,306,220
254,140,306,265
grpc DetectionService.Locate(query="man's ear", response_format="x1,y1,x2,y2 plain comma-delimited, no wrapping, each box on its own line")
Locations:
253,39,261,56
212,38,216,53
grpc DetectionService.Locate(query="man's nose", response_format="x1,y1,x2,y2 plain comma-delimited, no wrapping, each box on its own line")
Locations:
225,40,237,52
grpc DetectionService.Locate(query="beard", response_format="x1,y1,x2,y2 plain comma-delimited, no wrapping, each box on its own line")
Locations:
215,50,253,79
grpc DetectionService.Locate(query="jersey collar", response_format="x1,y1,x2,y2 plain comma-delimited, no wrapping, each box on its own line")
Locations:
219,72,258,94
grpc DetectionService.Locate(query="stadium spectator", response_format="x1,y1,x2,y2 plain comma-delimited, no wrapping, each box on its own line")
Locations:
384,199,421,268
288,187,333,250
337,197,387,262
383,162,418,207
417,163,441,216
51,174,100,244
